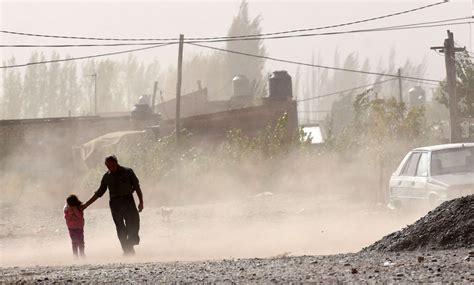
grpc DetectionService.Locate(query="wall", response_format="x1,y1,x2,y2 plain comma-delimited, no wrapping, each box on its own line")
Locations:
0,115,160,196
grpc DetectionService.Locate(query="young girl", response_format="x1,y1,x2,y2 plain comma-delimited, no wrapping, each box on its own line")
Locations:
64,194,85,257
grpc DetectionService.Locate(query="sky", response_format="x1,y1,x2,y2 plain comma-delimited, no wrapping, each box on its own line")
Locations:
0,0,473,86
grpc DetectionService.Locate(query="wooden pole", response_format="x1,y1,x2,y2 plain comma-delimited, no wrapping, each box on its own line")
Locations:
431,30,464,143
175,34,184,142
444,31,462,143
397,68,403,105
151,81,158,114
93,73,97,115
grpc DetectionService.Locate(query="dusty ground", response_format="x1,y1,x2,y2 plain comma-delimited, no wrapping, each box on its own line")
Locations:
1,192,471,283
1,250,473,283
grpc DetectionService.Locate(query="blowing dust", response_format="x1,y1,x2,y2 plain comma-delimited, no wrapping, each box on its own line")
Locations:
0,142,423,268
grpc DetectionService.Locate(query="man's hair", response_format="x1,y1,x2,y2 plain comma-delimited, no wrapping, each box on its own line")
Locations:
105,155,118,163
67,194,82,207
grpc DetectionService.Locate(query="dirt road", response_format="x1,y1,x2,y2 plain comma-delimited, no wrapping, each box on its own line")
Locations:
2,192,471,282
1,250,472,283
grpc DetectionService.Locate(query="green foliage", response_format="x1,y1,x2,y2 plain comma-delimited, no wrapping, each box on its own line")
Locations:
116,129,196,181
324,89,428,154
297,48,428,129
223,113,311,161
435,51,474,118
90,113,310,187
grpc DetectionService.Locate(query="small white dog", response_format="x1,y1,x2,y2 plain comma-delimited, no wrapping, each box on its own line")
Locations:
160,207,173,222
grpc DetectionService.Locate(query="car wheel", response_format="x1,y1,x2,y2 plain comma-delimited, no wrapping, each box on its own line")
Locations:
388,199,402,210
428,194,440,209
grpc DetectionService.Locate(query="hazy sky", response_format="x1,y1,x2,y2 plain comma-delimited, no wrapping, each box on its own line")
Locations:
1,0,473,84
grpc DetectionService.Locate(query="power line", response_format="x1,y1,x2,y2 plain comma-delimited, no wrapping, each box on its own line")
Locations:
189,43,442,83
297,79,396,102
1,17,471,48
0,43,176,69
0,0,450,42
403,78,440,86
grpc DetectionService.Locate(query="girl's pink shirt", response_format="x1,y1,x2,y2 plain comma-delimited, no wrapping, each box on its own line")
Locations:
64,204,85,229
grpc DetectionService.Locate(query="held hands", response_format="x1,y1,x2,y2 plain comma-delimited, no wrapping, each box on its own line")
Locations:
138,202,144,212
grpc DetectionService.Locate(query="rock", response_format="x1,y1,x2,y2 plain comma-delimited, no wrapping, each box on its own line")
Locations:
351,268,358,274
417,256,424,263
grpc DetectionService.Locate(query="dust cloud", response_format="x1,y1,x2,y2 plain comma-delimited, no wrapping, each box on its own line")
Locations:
0,135,424,268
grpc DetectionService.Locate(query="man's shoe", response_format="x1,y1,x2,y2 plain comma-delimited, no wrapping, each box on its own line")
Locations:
123,246,135,256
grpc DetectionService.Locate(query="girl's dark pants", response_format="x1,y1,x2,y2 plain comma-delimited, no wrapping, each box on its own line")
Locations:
68,228,85,256
109,194,140,253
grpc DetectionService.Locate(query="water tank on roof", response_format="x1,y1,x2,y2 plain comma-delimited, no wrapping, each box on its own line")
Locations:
131,95,152,120
408,86,426,108
232,75,251,97
269,70,292,99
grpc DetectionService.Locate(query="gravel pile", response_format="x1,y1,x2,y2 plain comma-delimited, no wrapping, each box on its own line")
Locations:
364,195,474,252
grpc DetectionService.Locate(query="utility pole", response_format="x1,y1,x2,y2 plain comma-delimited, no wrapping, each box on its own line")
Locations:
431,30,465,143
93,73,97,115
175,34,184,142
397,68,403,105
151,81,158,114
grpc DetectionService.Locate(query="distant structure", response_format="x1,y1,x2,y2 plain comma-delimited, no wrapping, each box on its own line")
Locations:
131,95,153,121
158,71,293,120
408,86,426,108
0,70,298,195
159,70,297,139
268,70,293,99
229,75,253,108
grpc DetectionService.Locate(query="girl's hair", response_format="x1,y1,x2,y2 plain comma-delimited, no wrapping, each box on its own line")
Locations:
66,194,82,207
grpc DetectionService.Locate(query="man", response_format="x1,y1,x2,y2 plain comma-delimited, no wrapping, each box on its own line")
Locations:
81,155,144,255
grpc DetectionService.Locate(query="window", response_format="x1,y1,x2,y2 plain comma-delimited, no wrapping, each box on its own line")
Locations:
416,152,429,177
431,147,474,175
401,152,421,176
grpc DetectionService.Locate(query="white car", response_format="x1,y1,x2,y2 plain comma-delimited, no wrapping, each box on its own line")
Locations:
389,143,474,209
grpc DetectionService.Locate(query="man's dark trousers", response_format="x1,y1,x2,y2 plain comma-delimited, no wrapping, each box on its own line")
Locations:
109,194,140,253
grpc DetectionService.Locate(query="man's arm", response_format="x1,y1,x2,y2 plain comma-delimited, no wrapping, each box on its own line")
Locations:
80,193,100,211
80,175,107,211
135,186,144,212
130,169,144,212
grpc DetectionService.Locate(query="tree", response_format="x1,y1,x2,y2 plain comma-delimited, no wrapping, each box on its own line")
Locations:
62,60,81,116
96,59,120,113
45,52,61,117
436,51,474,118
225,0,266,98
1,57,23,119
22,51,47,118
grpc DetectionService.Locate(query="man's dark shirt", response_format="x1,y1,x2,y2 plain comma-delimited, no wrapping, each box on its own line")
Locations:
95,166,140,199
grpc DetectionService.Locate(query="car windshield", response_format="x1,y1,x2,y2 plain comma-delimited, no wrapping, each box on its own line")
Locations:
431,146,474,176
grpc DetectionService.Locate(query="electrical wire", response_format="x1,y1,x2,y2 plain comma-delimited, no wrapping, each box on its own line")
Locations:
403,78,440,86
0,0,450,42
1,17,471,48
189,43,441,83
0,42,176,69
296,79,396,102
